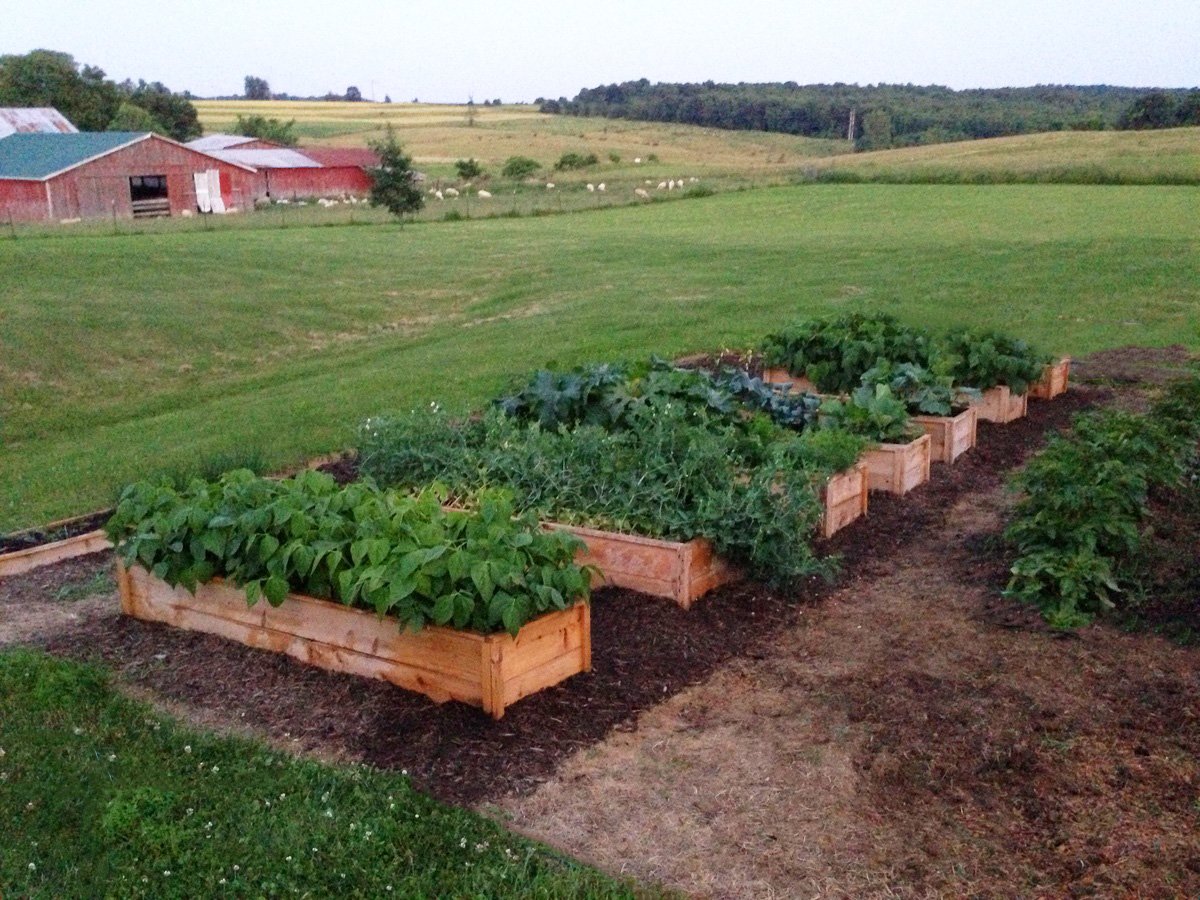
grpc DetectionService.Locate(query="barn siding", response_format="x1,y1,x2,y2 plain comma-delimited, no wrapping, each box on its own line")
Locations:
1,135,257,222
0,180,50,222
262,166,372,200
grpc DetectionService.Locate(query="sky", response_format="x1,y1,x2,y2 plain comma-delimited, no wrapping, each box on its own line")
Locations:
3,0,1197,102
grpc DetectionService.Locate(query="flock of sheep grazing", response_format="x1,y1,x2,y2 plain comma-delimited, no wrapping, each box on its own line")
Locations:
424,175,698,202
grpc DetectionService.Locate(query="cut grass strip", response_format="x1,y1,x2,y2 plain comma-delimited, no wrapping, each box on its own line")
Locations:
0,647,653,898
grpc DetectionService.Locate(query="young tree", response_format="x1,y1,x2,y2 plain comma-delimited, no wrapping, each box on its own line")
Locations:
465,96,477,127
244,75,271,100
368,126,424,220
107,101,165,133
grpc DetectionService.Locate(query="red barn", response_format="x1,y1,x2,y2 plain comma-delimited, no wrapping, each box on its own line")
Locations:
0,132,257,222
193,144,378,201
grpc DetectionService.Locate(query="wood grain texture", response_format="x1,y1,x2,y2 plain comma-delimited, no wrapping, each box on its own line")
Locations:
117,563,589,719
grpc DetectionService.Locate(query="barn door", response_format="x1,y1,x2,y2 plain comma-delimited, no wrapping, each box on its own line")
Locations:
194,172,212,213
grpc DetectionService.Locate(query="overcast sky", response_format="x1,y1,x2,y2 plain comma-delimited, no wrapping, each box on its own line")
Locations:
4,0,1197,102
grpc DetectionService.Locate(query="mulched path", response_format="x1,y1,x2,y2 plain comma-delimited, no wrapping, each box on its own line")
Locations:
29,386,1098,807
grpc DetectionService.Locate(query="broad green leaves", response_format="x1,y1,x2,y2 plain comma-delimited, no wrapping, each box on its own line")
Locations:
105,472,589,636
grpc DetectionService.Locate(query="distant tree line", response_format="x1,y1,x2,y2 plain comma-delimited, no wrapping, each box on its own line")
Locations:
0,49,201,141
538,80,1200,149
241,76,367,103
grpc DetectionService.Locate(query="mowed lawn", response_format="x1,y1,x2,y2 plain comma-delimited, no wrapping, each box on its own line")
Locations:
2,183,1198,530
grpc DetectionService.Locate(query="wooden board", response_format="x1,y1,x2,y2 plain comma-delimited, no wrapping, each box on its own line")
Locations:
547,523,735,609
761,367,818,393
912,406,979,464
972,385,1028,424
1029,358,1071,400
860,434,932,495
117,564,590,720
0,529,113,578
819,463,869,538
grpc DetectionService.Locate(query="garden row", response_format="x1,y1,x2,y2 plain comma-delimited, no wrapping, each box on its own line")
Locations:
1005,375,1200,628
85,314,1070,717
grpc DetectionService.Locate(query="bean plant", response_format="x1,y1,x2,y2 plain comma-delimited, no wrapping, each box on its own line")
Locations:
106,471,590,636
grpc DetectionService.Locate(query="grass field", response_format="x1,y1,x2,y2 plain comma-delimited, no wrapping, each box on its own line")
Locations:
805,126,1200,184
194,99,850,180
0,647,646,897
1,183,1197,530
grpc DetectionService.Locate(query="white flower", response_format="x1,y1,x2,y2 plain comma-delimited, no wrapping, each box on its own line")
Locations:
184,745,192,754
163,870,171,876
28,862,35,871
107,754,117,762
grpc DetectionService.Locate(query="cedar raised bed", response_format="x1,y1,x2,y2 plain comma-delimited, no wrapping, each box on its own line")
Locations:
761,367,818,393
1030,358,1071,400
550,523,734,610
820,463,869,538
116,563,590,720
0,510,114,578
972,385,1028,424
860,433,932,496
912,406,979,464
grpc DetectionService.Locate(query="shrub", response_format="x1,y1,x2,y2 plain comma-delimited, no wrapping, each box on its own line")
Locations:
554,152,599,171
454,158,484,180
607,152,621,164
942,328,1050,393
501,156,541,178
105,471,588,635
760,312,939,394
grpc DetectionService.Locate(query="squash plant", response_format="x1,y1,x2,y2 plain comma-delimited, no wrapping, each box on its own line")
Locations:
941,328,1050,394
106,471,590,636
760,312,939,394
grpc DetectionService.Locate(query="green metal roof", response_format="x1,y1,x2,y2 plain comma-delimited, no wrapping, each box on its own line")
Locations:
0,132,146,180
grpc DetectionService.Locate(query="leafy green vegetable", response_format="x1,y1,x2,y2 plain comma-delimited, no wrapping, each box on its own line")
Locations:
859,360,980,416
817,383,915,443
358,404,862,585
105,471,589,636
942,328,1050,393
1004,376,1200,627
760,312,939,393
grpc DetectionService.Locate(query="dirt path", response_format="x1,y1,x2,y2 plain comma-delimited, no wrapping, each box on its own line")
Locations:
498,482,1200,898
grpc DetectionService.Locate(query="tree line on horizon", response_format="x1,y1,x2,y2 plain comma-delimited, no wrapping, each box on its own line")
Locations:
0,50,201,141
538,80,1200,150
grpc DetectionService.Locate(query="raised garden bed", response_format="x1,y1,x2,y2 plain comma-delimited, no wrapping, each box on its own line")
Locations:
0,511,113,578
819,463,869,538
912,406,979,464
549,523,735,609
861,433,932,496
761,367,818,393
117,563,590,720
1030,357,1071,400
973,385,1029,424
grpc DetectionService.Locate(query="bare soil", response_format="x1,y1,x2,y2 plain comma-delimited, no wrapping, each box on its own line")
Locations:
3,346,1197,897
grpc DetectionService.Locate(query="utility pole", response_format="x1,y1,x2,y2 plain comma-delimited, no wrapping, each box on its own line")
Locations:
847,109,856,142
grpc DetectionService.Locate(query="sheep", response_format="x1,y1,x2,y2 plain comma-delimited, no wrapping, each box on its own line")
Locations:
657,181,667,190
634,188,650,199
634,157,642,164
586,183,595,192
668,179,675,190
445,187,459,197
546,182,555,189
434,190,444,201
597,183,606,191
689,177,698,183
477,190,492,198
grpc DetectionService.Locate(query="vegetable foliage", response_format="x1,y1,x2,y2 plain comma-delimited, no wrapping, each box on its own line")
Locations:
760,313,939,394
943,328,1050,393
1004,376,1200,627
106,471,589,636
